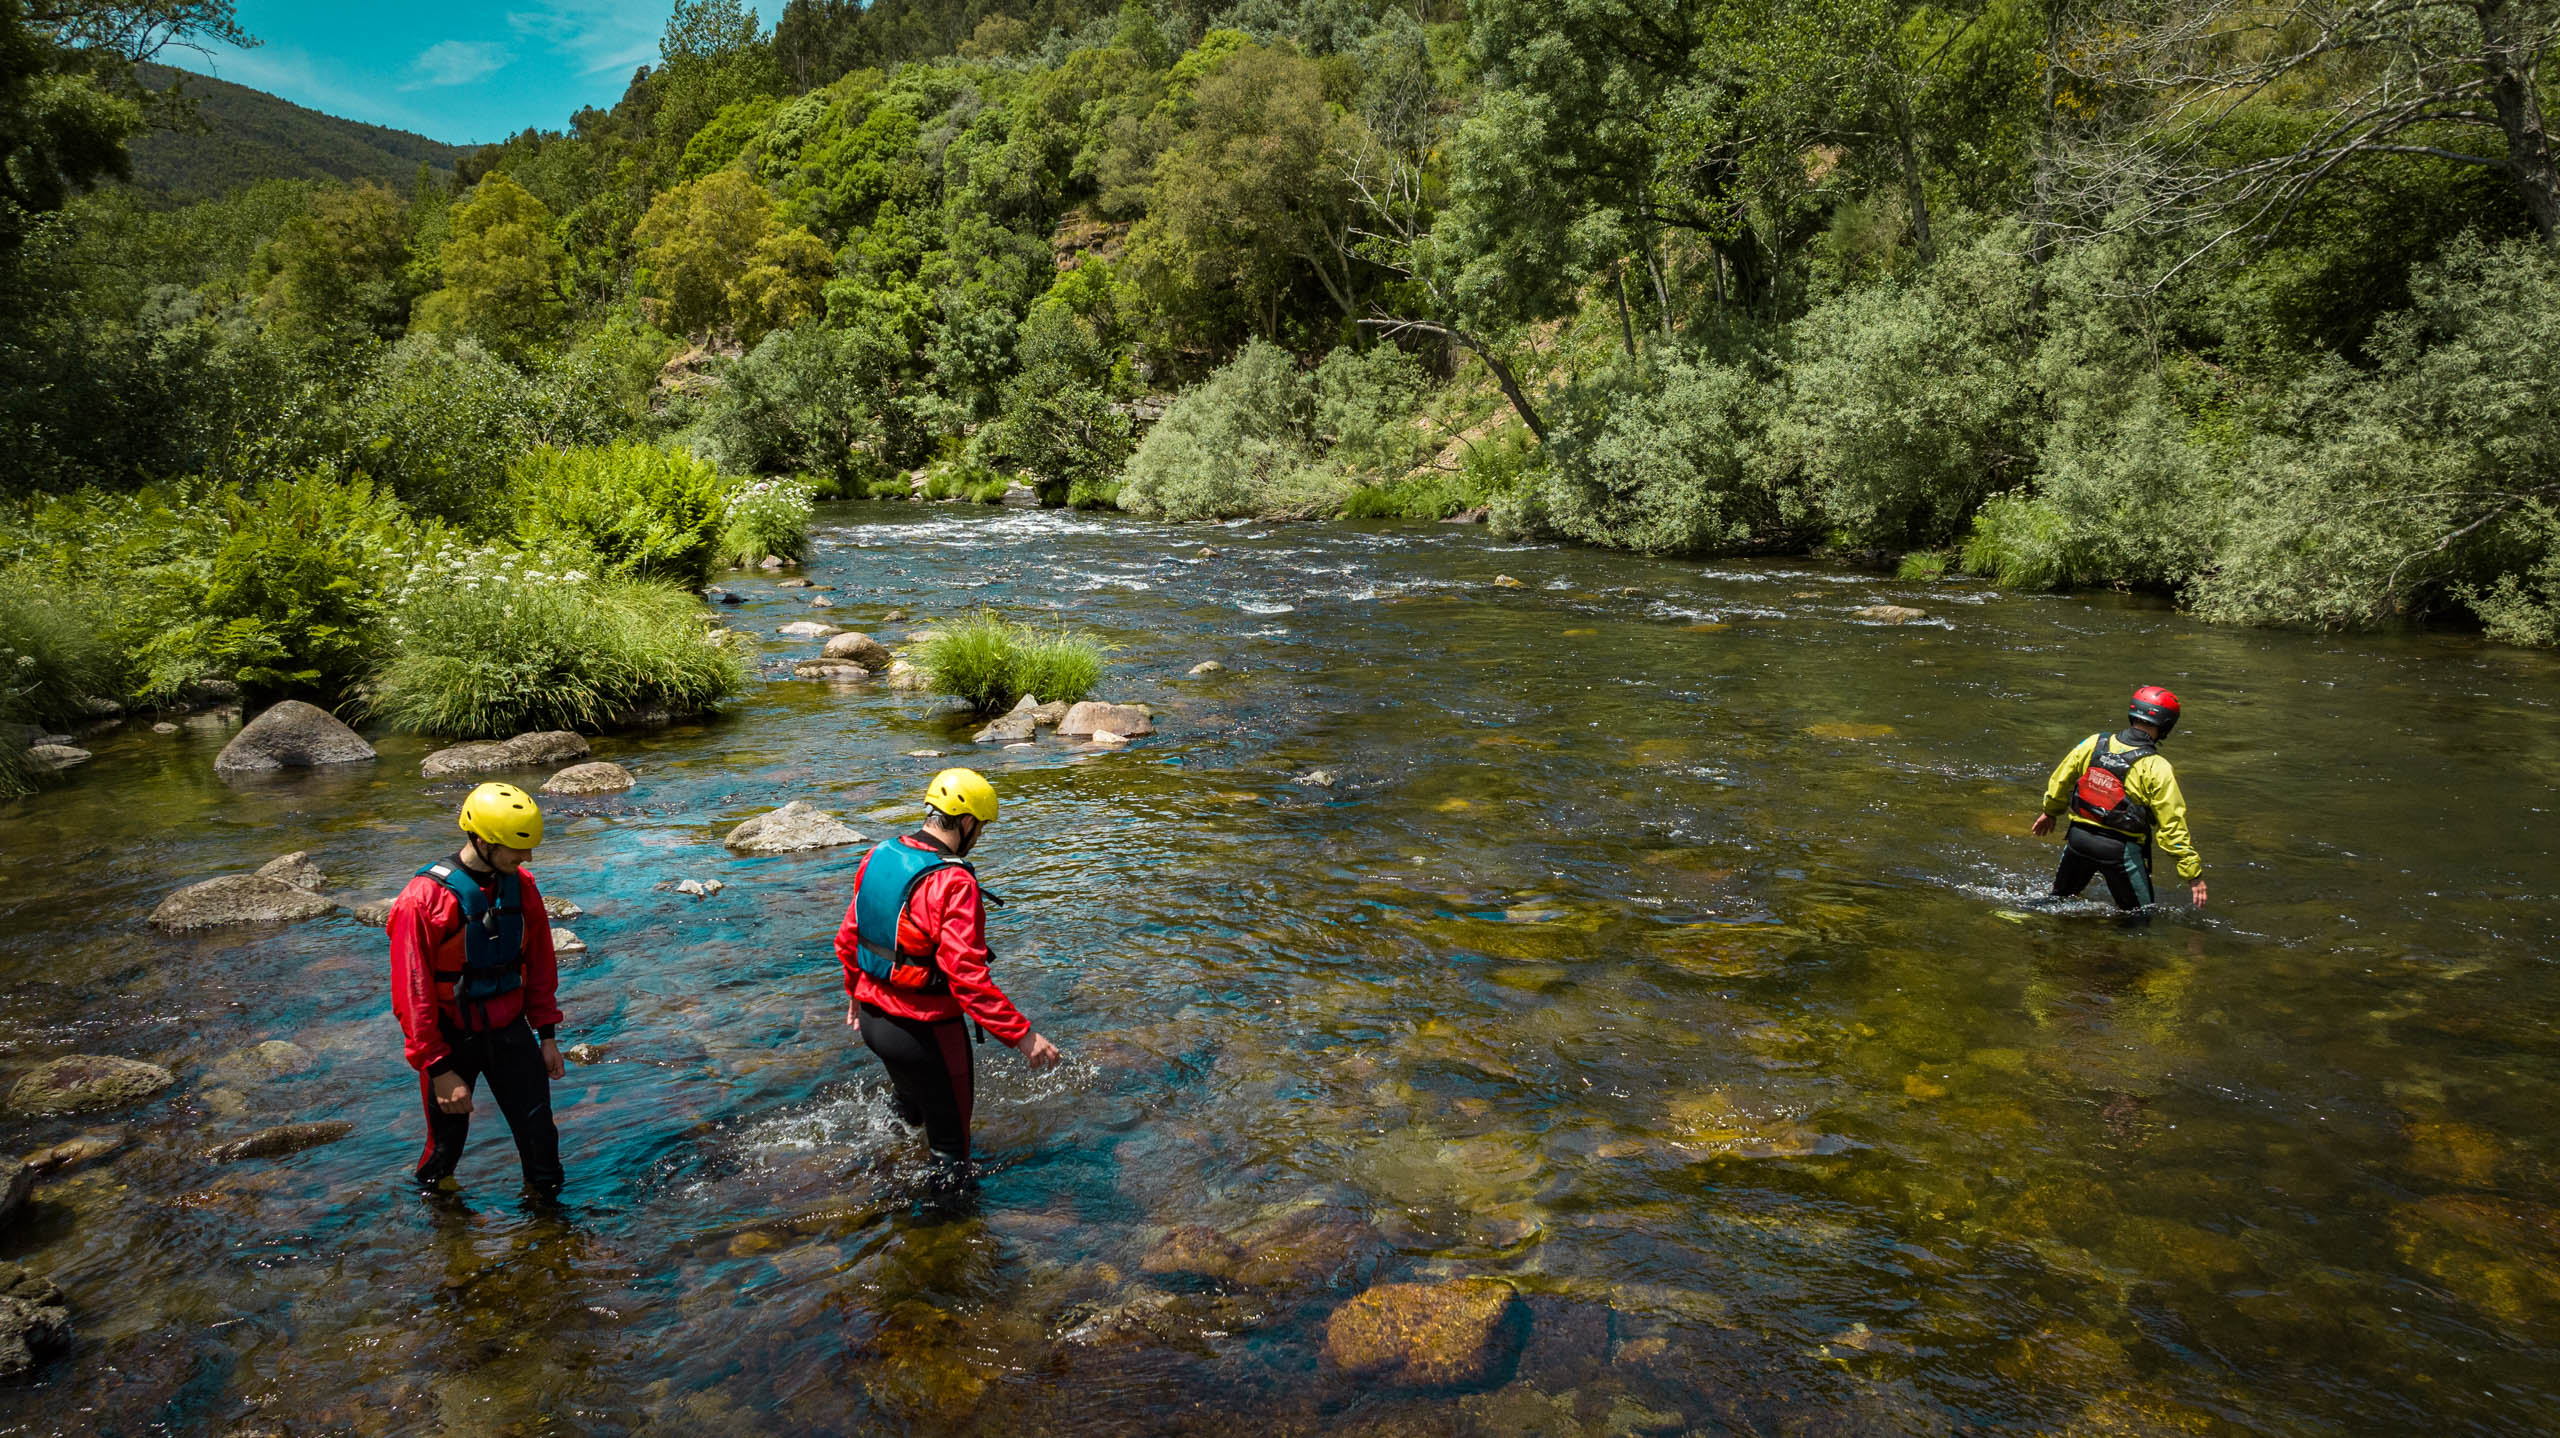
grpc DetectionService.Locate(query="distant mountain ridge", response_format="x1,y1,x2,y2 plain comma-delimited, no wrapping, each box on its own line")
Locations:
123,64,469,205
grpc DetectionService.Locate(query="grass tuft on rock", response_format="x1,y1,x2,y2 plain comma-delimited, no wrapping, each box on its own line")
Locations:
916,610,1106,714
367,573,745,737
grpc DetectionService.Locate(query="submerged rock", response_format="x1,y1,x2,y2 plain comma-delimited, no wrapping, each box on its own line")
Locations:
26,744,88,770
1323,1278,1519,1388
792,659,870,681
1057,702,1154,738
776,578,815,589
542,761,636,795
1140,1225,1247,1282
23,1131,123,1175
213,700,375,772
0,1267,70,1378
7,1055,175,1117
821,632,896,670
725,801,865,855
1188,660,1225,676
1492,575,1526,589
210,1040,313,1085
152,722,179,735
151,851,338,929
1853,604,1929,623
777,620,839,637
202,1119,355,1164
2392,1194,2560,1328
420,730,590,778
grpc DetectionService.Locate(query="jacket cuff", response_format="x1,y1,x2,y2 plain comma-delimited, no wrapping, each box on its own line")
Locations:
426,1058,457,1079
538,1024,557,1041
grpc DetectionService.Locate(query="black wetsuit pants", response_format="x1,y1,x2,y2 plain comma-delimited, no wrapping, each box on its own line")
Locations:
415,1019,562,1191
859,1003,976,1161
2051,823,2156,912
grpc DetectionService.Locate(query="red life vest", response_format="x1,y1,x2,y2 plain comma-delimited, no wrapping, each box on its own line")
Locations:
2071,731,2159,838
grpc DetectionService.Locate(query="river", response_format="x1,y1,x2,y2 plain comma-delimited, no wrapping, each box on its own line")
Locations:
4,503,2556,1436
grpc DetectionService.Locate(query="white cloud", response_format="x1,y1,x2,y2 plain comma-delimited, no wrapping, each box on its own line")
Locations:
506,0,664,78
410,40,513,88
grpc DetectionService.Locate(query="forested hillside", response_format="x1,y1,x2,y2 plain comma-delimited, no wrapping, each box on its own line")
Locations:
3,0,2558,763
123,64,468,205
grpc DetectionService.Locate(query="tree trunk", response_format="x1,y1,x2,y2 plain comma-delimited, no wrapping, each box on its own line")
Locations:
1893,90,1935,259
1366,319,1548,442
1612,261,1638,356
2480,0,2560,245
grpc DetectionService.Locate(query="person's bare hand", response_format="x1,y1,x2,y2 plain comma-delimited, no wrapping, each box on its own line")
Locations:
1020,1033,1062,1072
2190,879,2208,908
541,1038,565,1081
2029,812,2056,837
432,1071,474,1114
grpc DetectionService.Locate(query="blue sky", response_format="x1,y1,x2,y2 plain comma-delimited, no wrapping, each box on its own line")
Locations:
180,2,775,145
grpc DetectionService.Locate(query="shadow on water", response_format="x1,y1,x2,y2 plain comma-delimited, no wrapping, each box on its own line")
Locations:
4,503,2558,1434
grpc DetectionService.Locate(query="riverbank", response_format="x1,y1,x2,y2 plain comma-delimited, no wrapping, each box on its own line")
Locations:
3,505,2555,1434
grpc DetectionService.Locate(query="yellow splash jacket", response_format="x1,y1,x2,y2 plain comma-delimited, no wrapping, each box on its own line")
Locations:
2040,733,2203,880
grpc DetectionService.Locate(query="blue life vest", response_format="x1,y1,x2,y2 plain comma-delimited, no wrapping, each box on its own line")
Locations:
419,860,525,1009
852,838,973,991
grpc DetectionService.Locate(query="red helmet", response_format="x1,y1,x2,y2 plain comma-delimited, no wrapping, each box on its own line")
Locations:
2129,685,2181,736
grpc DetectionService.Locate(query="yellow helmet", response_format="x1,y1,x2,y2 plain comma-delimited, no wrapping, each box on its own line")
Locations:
924,768,997,823
459,782,544,849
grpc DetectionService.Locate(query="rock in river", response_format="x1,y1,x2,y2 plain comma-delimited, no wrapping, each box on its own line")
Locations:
26,744,88,770
421,730,590,778
792,659,870,681
777,620,840,638
1323,1278,1519,1388
0,1160,28,1229
7,1055,175,1117
202,1120,355,1164
974,708,1038,744
0,1267,69,1379
1853,604,1929,623
821,631,896,671
23,1131,122,1176
543,761,636,796
1057,702,1155,738
213,700,375,773
724,801,865,855
151,851,339,929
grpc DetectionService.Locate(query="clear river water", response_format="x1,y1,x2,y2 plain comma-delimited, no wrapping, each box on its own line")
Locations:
4,503,2557,1436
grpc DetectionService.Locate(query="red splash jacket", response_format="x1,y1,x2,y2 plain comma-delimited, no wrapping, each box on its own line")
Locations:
835,835,1032,1046
386,865,562,1075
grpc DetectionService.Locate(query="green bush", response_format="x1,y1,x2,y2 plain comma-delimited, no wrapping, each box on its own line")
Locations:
509,443,730,588
1119,340,1352,520
717,476,816,568
920,458,1011,504
1311,343,1433,477
0,578,119,730
149,472,415,703
368,559,746,737
1529,354,1807,554
974,302,1135,490
916,610,1107,714
1066,477,1123,510
1896,550,1951,580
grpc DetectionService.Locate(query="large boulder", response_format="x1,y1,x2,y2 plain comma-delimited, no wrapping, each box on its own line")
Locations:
542,761,636,796
820,632,896,671
202,1120,355,1164
724,801,866,855
0,1267,69,1378
1323,1278,1519,1389
7,1055,175,1117
151,851,338,929
26,744,89,771
213,700,375,773
1057,702,1155,739
420,730,590,778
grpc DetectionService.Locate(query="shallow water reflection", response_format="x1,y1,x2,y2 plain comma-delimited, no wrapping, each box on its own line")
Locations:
4,505,2558,1435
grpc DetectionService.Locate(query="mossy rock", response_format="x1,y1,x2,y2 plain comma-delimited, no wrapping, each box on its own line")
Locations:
1323,1277,1519,1389
8,1055,175,1117
2392,1194,2560,1329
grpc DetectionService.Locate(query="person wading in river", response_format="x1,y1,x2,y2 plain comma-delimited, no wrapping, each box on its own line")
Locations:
386,782,567,1194
837,768,1061,1177
2030,686,2208,917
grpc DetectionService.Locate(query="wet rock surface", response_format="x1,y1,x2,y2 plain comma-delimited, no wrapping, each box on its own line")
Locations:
820,632,896,670
213,700,375,772
1853,604,1929,623
0,1161,28,1228
1057,701,1155,738
792,659,870,681
724,802,864,854
420,730,590,778
7,1055,175,1117
0,1267,69,1378
151,851,338,929
1323,1278,1520,1388
542,761,637,795
203,1120,356,1164
22,1131,123,1175
26,744,88,770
